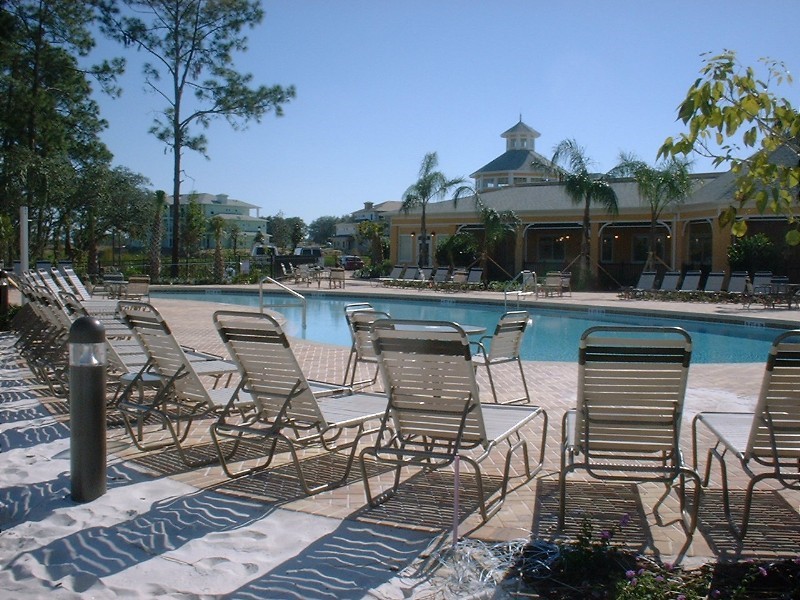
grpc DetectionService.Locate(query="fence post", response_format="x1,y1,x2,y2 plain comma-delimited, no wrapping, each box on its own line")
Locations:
69,316,107,502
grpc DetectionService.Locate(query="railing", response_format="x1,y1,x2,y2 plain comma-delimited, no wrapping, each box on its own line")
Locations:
504,270,538,309
259,276,307,329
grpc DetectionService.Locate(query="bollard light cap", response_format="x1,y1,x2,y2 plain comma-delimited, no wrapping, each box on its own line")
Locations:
69,316,105,344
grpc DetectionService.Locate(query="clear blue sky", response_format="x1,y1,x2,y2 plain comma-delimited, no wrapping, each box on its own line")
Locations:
93,0,800,224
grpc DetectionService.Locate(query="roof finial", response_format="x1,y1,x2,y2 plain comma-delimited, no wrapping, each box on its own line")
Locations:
519,112,523,123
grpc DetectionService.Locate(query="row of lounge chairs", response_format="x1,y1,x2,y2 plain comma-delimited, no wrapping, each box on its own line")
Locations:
378,265,484,291
10,270,236,402
8,273,798,539
113,303,547,521
622,270,799,307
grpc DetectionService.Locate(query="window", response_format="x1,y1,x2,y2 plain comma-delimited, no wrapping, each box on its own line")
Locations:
689,233,712,266
538,235,566,261
632,234,667,263
398,234,413,263
601,235,615,263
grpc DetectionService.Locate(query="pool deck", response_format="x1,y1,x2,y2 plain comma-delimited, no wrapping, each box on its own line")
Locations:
5,277,800,594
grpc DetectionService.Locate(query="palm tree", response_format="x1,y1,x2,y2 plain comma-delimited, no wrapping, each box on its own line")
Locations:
227,222,242,262
453,184,520,282
551,139,619,288
476,203,520,281
612,154,692,271
356,220,385,269
401,152,464,268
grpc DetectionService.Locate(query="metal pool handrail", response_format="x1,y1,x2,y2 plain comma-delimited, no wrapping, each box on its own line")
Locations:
259,276,307,329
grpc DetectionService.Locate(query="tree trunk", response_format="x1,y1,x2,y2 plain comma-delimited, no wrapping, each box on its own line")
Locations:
419,204,428,267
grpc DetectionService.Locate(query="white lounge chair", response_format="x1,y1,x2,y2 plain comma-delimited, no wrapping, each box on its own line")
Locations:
471,311,532,405
342,303,390,389
361,319,548,523
116,301,253,467
211,310,387,494
559,325,701,535
692,329,800,539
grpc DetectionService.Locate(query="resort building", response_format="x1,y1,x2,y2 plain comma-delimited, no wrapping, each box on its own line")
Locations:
332,200,402,254
162,193,271,251
387,120,799,288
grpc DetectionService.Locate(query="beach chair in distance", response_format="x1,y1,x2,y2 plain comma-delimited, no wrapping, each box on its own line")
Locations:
465,267,484,290
115,301,254,467
211,310,387,493
542,271,563,297
560,272,572,297
342,303,390,388
677,270,702,300
122,275,150,301
620,270,657,299
559,326,701,534
692,329,800,539
471,311,532,405
361,319,548,523
654,271,681,300
329,267,346,289
700,272,726,301
396,266,421,287
378,265,405,286
58,264,95,301
431,267,451,290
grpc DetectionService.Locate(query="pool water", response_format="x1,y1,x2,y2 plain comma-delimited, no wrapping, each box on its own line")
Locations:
152,291,786,364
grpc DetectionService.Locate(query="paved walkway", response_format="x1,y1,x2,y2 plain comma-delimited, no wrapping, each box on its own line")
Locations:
4,277,800,591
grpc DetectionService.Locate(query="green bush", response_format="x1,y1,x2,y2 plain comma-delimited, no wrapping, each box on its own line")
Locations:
727,233,780,274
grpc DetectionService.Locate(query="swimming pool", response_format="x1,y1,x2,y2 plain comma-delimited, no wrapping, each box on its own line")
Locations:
152,290,788,363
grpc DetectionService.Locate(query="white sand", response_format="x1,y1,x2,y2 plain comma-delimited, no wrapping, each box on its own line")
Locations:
0,336,441,599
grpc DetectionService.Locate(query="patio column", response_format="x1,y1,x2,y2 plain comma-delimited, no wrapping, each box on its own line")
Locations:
514,226,525,275
711,216,731,272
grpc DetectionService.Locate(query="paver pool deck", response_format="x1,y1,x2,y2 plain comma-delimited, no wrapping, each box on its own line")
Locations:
4,277,800,595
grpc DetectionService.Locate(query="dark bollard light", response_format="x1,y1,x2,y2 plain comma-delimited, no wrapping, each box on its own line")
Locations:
69,316,107,502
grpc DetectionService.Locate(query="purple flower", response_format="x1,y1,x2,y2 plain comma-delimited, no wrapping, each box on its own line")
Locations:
759,566,768,577
677,595,686,600
600,530,612,541
619,513,631,527
626,570,636,579
655,575,665,583
663,562,674,571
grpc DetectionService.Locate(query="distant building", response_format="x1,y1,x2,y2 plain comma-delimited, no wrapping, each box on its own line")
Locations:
163,193,271,251
332,200,402,254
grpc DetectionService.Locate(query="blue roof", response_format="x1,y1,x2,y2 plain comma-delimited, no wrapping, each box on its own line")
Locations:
471,149,553,176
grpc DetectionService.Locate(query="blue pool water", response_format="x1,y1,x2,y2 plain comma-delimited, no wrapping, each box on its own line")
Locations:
152,290,788,363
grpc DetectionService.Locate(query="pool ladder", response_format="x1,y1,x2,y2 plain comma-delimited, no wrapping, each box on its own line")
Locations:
258,276,307,329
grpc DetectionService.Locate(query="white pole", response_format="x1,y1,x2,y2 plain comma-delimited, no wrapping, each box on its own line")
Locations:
452,454,460,548
20,206,29,273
